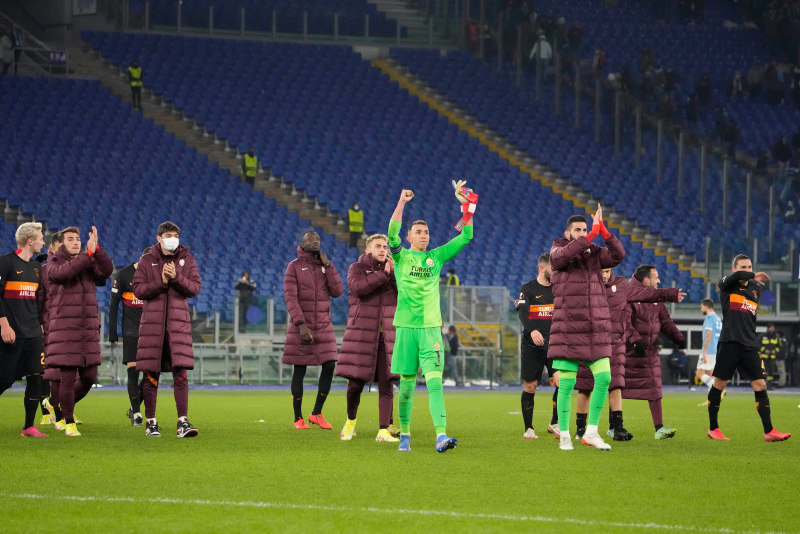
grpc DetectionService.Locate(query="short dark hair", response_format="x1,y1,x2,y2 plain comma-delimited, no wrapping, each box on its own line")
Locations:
50,231,64,247
61,226,80,237
409,220,428,233
633,264,656,282
157,221,180,236
732,254,750,269
538,253,551,265
301,229,317,241
700,298,714,309
566,215,587,230
142,247,152,256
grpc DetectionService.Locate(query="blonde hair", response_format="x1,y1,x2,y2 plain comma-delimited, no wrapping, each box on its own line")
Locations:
366,234,388,247
15,222,42,247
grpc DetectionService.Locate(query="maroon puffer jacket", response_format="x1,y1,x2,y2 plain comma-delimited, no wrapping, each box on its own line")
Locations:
549,233,625,362
622,276,685,401
282,246,344,366
336,253,400,383
132,245,201,373
36,251,60,381
576,274,679,391
47,245,114,367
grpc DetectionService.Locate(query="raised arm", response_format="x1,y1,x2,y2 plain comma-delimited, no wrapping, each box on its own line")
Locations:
48,253,93,284
347,262,390,298
626,283,681,304
91,246,114,281
718,270,770,290
549,237,590,270
597,232,626,269
435,225,473,263
389,189,414,258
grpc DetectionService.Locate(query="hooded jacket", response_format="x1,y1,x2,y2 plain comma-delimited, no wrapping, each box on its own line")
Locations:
336,253,399,383
282,246,344,366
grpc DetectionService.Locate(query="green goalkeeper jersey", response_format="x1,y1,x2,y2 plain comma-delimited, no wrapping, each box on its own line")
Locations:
388,219,473,328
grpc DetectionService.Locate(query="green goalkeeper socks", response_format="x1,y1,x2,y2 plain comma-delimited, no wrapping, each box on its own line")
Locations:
424,371,446,435
587,358,611,427
557,370,577,433
399,375,416,434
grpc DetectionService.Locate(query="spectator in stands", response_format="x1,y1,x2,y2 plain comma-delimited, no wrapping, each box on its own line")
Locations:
242,146,258,183
722,120,741,159
235,271,256,333
766,61,786,104
712,105,730,140
529,31,553,74
639,46,654,74
567,21,583,54
684,93,700,127
127,59,142,111
446,268,460,286
773,136,793,172
641,69,656,101
592,47,606,80
664,65,681,95
444,326,463,387
555,17,567,47
697,73,713,105
730,70,745,96
748,61,765,98
656,94,674,123
0,31,12,75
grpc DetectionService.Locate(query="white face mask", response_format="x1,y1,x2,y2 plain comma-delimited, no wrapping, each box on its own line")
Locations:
161,237,179,252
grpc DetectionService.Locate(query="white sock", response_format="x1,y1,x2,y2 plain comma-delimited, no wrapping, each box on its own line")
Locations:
147,418,157,424
586,424,599,436
179,416,188,422
134,412,141,418
700,374,714,388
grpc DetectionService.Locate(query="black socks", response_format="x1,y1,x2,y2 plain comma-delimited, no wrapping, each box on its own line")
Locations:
576,412,587,434
551,387,559,426
40,379,50,413
754,389,773,434
708,386,723,431
127,367,141,413
521,391,535,430
610,410,623,430
24,374,42,429
291,365,307,421
312,361,336,416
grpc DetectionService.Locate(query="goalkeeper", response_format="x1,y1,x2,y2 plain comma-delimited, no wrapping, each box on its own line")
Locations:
388,183,474,453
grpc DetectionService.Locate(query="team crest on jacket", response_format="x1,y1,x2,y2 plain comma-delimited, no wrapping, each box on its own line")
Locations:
425,258,434,266
179,259,185,266
434,342,441,351
611,285,617,292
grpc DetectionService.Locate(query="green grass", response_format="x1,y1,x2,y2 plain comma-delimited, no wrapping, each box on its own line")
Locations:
0,390,797,533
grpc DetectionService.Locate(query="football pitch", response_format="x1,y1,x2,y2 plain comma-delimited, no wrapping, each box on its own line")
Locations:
1,389,797,533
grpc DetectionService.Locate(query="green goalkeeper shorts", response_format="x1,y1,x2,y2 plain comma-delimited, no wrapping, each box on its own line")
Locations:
391,327,446,376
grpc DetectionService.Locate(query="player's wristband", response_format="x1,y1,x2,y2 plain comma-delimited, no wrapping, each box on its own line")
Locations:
454,185,479,231
598,221,611,240
585,227,600,242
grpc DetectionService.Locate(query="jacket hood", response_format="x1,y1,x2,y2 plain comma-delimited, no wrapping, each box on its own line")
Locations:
629,275,646,287
552,237,570,247
605,274,625,288
296,245,322,264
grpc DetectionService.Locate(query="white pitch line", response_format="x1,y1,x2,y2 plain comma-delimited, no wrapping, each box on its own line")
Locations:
0,492,780,534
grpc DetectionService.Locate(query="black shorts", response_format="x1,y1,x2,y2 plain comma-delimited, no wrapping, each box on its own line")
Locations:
122,336,139,365
520,340,553,383
713,342,767,382
0,336,44,385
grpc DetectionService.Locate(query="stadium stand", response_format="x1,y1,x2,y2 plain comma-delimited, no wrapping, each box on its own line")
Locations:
82,31,709,305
